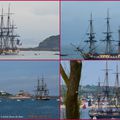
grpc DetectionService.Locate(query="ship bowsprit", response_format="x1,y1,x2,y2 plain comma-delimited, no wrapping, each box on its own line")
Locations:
75,10,120,60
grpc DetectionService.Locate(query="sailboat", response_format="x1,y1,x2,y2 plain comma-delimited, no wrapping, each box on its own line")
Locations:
35,76,50,100
89,62,120,119
0,4,21,55
73,10,120,59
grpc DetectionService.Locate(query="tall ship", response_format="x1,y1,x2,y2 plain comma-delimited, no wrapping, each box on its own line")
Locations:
73,10,120,59
89,62,120,119
0,4,21,55
35,76,50,100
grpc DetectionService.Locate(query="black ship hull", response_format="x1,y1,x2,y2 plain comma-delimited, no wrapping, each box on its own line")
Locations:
89,109,120,119
89,113,120,119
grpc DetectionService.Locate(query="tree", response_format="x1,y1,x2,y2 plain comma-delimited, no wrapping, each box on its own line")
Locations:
60,60,82,119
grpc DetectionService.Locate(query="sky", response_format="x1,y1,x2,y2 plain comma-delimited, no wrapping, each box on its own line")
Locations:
61,60,120,87
0,61,59,96
61,1,120,48
0,1,59,47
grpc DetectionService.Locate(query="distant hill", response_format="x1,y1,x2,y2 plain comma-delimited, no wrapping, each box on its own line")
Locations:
20,35,59,51
37,35,59,51
61,85,115,97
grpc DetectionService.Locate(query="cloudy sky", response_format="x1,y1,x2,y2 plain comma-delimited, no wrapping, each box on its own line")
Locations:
0,61,59,96
0,1,59,47
61,1,120,48
61,61,120,86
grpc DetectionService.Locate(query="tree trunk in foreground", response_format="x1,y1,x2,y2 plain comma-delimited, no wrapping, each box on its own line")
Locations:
60,61,82,119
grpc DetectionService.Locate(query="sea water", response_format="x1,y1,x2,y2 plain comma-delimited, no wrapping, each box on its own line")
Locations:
61,46,83,59
61,45,108,59
0,51,59,60
0,98,59,119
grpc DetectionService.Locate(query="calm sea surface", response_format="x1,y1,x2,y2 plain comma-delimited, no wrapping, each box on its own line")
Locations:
61,46,83,59
61,45,107,59
0,98,59,119
0,51,59,60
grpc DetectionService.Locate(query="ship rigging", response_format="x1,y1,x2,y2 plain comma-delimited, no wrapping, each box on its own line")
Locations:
0,4,21,55
73,10,120,59
89,62,120,119
35,76,50,100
